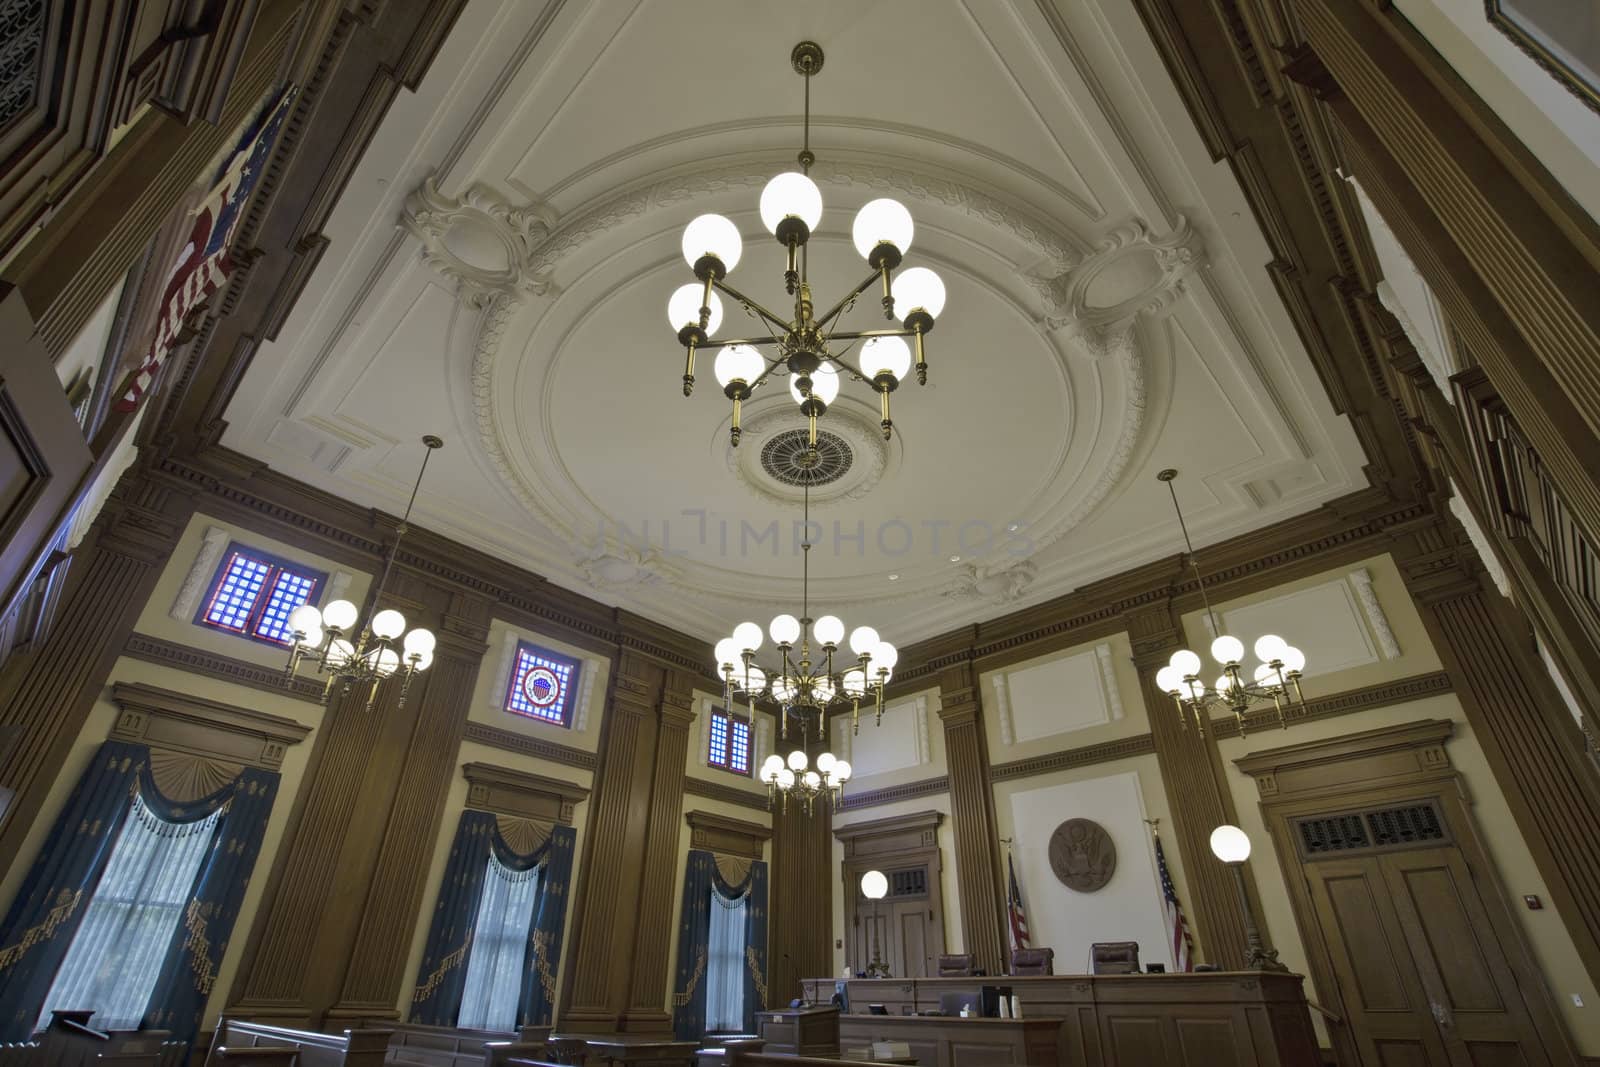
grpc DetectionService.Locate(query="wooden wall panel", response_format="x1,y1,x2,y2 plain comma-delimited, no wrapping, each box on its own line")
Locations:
935,665,1006,977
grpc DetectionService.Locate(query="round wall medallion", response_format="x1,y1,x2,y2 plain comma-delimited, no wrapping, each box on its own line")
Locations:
1048,818,1117,893
760,427,853,487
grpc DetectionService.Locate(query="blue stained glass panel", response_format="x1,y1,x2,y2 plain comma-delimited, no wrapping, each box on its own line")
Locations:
505,643,579,725
254,569,320,643
708,710,751,775
203,553,272,632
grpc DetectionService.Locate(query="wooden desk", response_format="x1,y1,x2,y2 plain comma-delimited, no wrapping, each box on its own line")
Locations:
839,972,1319,1067
754,1006,840,1057
838,1015,1060,1067
581,1036,700,1067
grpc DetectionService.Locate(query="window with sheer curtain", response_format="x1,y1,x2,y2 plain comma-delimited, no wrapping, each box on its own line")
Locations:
456,855,541,1031
36,795,222,1032
705,891,748,1033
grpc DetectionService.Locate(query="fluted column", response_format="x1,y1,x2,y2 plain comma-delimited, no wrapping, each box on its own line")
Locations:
326,592,491,1026
1398,521,1600,984
623,677,697,1031
935,664,1006,976
1128,603,1267,970
769,734,832,1005
0,470,189,860
558,653,666,1031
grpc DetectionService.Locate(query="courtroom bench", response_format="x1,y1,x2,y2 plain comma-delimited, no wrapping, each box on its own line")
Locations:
205,1018,392,1066
341,1019,550,1066
0,1011,185,1067
841,971,1320,1067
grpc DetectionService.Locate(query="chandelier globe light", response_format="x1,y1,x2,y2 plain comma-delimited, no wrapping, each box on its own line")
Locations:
671,41,948,450
1150,469,1307,734
759,747,852,814
713,474,896,765
283,435,443,712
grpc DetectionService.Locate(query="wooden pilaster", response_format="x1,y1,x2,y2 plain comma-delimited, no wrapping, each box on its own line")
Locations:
934,666,1007,977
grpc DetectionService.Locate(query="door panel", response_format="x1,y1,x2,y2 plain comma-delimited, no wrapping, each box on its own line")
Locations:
1381,850,1551,1065
1305,858,1450,1062
896,903,929,979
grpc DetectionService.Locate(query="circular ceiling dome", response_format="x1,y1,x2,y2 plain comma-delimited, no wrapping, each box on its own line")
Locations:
760,428,853,487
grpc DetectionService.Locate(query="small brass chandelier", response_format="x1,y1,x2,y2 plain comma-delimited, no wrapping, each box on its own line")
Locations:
284,435,442,711
713,476,898,741
759,748,850,815
670,40,949,449
1151,469,1307,734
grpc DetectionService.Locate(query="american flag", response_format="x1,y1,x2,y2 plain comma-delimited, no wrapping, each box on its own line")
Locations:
1156,832,1195,971
1006,852,1029,951
116,89,295,412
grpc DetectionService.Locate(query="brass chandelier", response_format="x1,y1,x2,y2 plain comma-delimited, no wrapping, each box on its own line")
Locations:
284,435,442,711
1150,469,1307,734
713,476,898,745
670,40,949,450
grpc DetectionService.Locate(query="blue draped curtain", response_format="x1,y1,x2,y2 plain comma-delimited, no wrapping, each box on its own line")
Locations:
411,813,576,1028
0,742,144,1040
672,851,767,1040
141,764,278,1047
520,824,575,1025
0,741,278,1045
411,811,497,1026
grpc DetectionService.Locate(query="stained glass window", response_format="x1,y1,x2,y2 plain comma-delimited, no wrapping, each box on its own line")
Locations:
707,710,751,775
504,641,580,726
197,544,325,646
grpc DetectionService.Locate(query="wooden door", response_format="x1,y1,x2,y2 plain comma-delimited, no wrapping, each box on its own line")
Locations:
1307,845,1557,1066
1307,856,1452,1064
892,899,933,980
1381,848,1548,1065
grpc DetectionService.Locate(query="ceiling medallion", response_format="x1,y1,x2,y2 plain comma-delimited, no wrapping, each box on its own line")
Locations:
760,427,853,487
670,40,949,452
285,436,442,711
1149,469,1307,734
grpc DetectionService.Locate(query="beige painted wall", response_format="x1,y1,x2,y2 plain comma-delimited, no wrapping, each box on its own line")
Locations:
827,686,946,793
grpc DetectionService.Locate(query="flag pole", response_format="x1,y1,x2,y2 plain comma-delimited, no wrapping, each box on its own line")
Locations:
1000,836,1015,960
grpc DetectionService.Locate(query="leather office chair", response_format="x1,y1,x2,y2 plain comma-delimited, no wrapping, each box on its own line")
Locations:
937,953,976,977
1010,947,1055,975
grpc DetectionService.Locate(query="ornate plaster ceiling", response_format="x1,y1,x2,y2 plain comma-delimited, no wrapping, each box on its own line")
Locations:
222,0,1368,644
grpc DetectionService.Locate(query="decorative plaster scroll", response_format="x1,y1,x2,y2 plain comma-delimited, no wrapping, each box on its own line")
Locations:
992,673,1013,746
574,653,597,733
834,714,852,762
755,717,771,771
1034,217,1204,359
1094,643,1124,721
326,569,352,605
1348,567,1400,659
402,177,560,308
914,697,932,765
942,559,1039,606
1449,488,1512,600
170,525,230,622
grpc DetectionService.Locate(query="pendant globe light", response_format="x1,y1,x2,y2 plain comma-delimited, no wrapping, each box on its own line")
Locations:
1149,469,1307,734
283,436,443,712
670,41,949,450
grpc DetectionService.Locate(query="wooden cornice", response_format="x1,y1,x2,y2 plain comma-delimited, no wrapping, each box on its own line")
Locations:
123,632,328,703
838,776,951,812
110,681,312,770
683,774,768,812
834,809,945,843
685,808,772,850
462,761,591,824
461,721,598,772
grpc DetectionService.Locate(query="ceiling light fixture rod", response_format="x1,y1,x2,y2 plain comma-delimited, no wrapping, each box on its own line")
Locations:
1158,468,1220,638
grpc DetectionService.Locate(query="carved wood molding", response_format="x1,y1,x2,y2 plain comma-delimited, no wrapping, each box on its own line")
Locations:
990,735,1158,783
110,681,311,770
462,761,590,825
683,774,768,812
461,720,598,771
1210,671,1453,739
123,631,327,702
1235,717,1455,801
838,775,951,812
685,808,771,859
834,809,945,858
